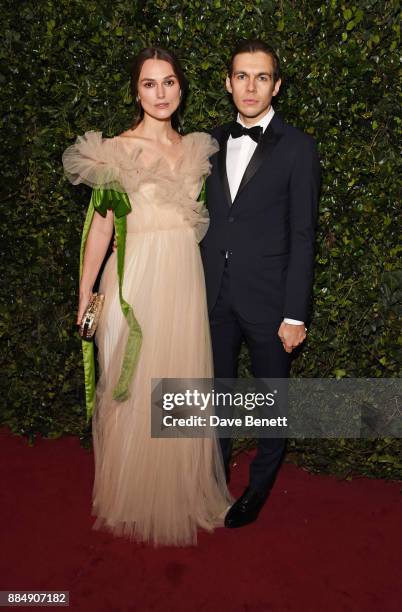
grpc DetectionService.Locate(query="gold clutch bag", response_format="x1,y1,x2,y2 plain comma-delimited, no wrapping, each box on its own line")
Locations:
79,293,105,340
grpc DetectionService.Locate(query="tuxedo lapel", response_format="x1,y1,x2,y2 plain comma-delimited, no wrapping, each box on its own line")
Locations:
233,114,284,204
217,129,232,207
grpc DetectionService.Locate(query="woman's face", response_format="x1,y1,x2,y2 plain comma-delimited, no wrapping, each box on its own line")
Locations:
137,58,181,122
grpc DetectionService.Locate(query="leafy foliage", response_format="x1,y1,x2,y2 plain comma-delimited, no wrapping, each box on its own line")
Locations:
1,0,400,477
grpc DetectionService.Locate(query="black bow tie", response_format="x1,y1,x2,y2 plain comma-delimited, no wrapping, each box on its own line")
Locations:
229,123,263,143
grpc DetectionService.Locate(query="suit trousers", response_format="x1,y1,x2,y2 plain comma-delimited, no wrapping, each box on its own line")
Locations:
209,262,290,495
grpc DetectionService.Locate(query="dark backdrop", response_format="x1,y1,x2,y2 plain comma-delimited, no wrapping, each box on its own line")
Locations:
1,0,400,478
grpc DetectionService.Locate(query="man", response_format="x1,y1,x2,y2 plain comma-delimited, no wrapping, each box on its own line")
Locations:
201,39,320,528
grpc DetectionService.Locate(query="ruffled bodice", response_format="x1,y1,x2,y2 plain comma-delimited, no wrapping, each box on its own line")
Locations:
62,131,219,242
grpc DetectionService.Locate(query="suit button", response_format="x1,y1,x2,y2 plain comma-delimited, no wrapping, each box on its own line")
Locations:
228,216,235,223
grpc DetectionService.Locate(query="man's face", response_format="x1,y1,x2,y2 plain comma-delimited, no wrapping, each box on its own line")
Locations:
226,51,281,125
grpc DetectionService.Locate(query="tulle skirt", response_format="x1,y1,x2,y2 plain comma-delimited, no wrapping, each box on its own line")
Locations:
91,226,232,546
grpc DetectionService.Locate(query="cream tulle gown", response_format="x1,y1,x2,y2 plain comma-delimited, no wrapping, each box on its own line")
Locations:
63,131,232,546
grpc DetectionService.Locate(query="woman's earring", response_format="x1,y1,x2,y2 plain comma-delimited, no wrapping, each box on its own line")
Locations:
136,95,141,104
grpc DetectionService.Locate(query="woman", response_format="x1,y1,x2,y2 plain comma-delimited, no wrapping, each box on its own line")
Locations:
62,47,233,546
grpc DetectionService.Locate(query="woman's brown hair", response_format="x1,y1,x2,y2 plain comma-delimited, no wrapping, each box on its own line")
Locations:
130,46,188,131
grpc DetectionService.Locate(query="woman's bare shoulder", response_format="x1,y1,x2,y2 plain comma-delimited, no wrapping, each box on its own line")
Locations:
115,129,147,141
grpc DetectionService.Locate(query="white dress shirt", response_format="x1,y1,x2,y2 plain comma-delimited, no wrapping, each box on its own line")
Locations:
226,107,304,326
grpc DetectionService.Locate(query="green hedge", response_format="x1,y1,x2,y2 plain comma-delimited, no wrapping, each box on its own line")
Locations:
1,0,400,478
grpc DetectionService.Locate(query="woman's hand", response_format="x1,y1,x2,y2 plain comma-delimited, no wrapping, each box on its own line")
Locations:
77,288,93,325
77,209,114,326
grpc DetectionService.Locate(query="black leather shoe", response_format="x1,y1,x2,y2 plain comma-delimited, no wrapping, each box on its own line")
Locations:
224,487,267,528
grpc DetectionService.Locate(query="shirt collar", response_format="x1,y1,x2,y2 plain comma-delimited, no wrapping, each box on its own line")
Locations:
237,106,275,133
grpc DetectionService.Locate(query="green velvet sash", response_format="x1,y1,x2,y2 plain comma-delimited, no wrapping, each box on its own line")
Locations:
79,188,142,422
199,178,206,205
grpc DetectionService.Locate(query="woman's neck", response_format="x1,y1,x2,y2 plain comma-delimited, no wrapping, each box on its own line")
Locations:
133,114,180,144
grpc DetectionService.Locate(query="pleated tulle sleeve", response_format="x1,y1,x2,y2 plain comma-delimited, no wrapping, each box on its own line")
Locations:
62,131,141,193
185,132,219,179
169,132,219,244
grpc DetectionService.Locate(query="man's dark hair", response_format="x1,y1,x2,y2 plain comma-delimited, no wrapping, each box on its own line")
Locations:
228,39,281,84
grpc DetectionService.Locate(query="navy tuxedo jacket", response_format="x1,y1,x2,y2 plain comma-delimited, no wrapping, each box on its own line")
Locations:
200,112,321,324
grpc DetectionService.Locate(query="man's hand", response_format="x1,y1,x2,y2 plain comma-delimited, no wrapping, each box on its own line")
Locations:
278,322,307,353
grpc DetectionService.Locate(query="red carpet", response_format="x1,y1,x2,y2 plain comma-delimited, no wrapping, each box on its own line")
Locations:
0,425,401,611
